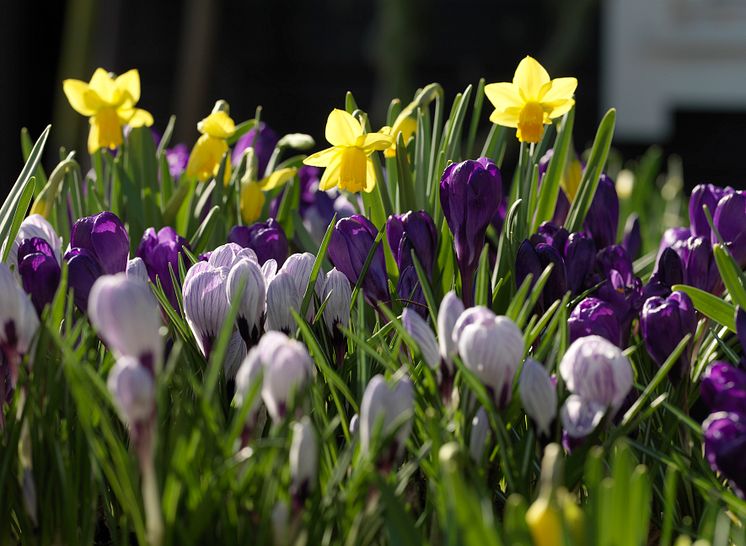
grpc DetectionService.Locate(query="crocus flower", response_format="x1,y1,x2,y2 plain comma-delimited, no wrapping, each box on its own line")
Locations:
700,362,746,415
302,109,393,193
569,297,622,347
386,210,437,276
712,191,746,266
228,219,289,266
88,274,164,372
226,258,266,348
456,309,524,408
469,407,491,463
233,348,264,435
232,122,279,176
359,374,414,468
0,263,39,393
126,257,149,282
402,308,440,370
583,174,619,250
669,235,719,293
63,68,153,153
564,232,596,293
107,356,155,425
560,394,606,446
437,291,465,371
689,183,732,238
702,412,746,497
257,332,314,421
593,245,643,330
186,109,236,183
136,226,191,310
289,417,318,506
322,268,352,366
265,271,301,333
6,214,62,273
515,239,567,312
65,211,130,311
658,227,691,259
559,335,633,413
182,261,230,358
644,248,684,299
519,358,557,436
166,143,189,178
622,213,641,260
328,215,389,306
17,238,61,314
484,56,577,143
280,253,325,307
440,158,502,306
640,291,696,379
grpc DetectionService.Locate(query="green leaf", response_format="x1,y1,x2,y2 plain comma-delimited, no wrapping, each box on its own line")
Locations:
712,243,746,309
672,284,736,332
1,176,36,261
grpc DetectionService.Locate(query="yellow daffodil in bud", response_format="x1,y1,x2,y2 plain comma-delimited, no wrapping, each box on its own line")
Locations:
186,111,236,183
63,68,153,154
485,56,577,143
239,167,297,224
382,110,417,158
303,109,393,193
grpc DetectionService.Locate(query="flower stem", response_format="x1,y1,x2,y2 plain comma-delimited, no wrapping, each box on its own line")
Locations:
137,426,163,546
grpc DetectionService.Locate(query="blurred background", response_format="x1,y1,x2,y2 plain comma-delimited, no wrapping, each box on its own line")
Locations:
2,0,745,198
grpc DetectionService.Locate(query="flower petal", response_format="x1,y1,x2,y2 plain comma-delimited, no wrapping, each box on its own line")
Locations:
360,132,394,154
115,69,141,105
541,77,578,106
513,56,550,101
198,111,236,139
258,167,297,191
318,155,342,191
88,68,118,104
325,109,361,146
488,106,521,128
364,159,377,193
484,82,523,111
303,146,338,168
119,107,154,127
63,79,102,116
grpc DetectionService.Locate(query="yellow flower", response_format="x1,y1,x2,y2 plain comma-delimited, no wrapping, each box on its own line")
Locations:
303,109,393,193
562,155,583,202
382,110,417,158
239,167,297,224
186,111,236,183
63,68,153,154
484,56,577,143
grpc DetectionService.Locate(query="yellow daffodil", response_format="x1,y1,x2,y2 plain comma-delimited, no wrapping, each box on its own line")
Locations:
562,155,583,202
303,109,393,193
382,110,417,158
186,110,236,183
63,68,153,153
485,56,577,143
239,167,297,224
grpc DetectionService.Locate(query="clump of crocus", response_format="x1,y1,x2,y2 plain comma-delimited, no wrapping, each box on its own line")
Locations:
322,268,352,367
136,226,191,310
640,291,696,380
232,121,279,176
359,373,414,470
303,109,393,193
186,104,236,183
229,218,289,266
328,215,390,307
63,68,153,153
440,158,502,307
484,56,577,143
64,211,130,311
519,358,557,437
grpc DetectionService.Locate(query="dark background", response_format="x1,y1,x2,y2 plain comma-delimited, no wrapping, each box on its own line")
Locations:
0,0,739,198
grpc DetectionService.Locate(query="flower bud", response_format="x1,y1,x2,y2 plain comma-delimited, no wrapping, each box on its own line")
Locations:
7,214,62,274
265,271,301,333
126,257,149,282
233,347,264,427
583,174,619,249
469,406,491,463
437,291,464,370
259,333,313,421
227,258,266,346
322,268,351,333
457,311,523,408
519,359,557,436
703,411,746,497
516,239,567,312
289,416,317,502
182,262,230,357
17,237,60,314
208,242,257,268
564,232,595,294
89,274,163,372
402,308,439,369
560,394,606,441
386,210,438,276
359,374,414,467
559,335,633,412
107,356,155,425
712,190,746,266
641,291,696,378
670,236,719,293
645,247,684,299
0,263,38,367
700,361,746,414
224,331,248,379
689,183,732,238
231,122,279,175
228,218,289,266
280,252,325,319
568,297,622,347
622,213,642,260
136,226,191,309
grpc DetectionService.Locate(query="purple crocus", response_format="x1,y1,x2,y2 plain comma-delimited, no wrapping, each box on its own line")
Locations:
136,226,191,309
64,211,130,311
564,232,596,294
440,158,502,307
568,297,622,347
583,174,619,250
670,236,720,293
17,238,61,314
701,362,746,415
703,412,746,498
166,143,189,178
386,210,438,275
228,219,289,266
640,291,696,379
231,122,279,176
689,183,732,238
622,214,641,260
515,239,567,312
712,191,746,267
593,245,643,331
328,215,389,307
644,248,685,299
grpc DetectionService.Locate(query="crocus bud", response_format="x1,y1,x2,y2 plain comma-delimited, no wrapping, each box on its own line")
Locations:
645,247,684,299
289,417,317,505
712,191,746,266
228,219,289,266
439,158,502,306
396,265,427,315
689,183,732,238
0,264,39,387
208,242,257,268
516,240,567,312
519,359,557,436
107,356,155,425
469,406,491,463
622,213,641,260
437,291,465,370
182,262,230,357
559,335,633,412
231,122,279,175
564,233,595,294
386,210,438,276
457,311,523,408
89,274,164,372
224,331,248,379
640,291,696,378
700,361,746,414
703,412,746,497
7,214,62,274
233,347,264,431
227,258,266,347
560,394,606,446
402,308,439,369
280,253,325,319
583,174,619,250
359,374,414,468
322,268,351,333
136,226,191,309
166,143,189,178
259,333,314,421
68,211,130,275
669,236,719,293
328,215,389,306
17,237,61,314
657,226,691,259
126,257,149,282
265,271,301,333
568,297,622,347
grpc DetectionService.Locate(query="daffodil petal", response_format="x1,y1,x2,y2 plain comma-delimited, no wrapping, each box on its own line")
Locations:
303,146,338,167
360,132,394,154
546,98,575,120
240,181,266,224
119,107,154,127
89,68,118,104
364,159,377,193
489,107,521,128
87,121,101,154
258,167,297,191
198,111,236,139
63,79,102,116
318,156,342,191
484,82,523,111
513,56,550,101
115,69,141,104
541,77,578,106
325,109,362,146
